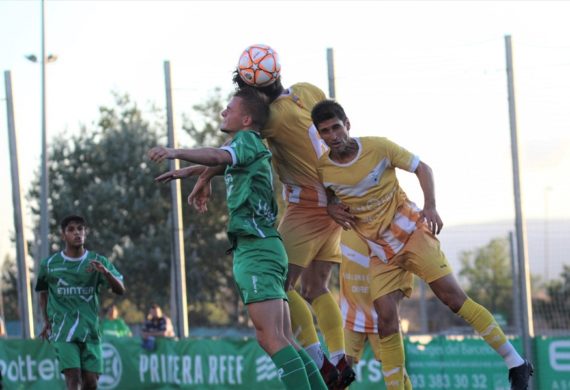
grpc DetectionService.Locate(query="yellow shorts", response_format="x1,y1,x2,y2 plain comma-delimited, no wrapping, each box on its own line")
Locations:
370,226,452,301
278,204,342,268
344,328,382,362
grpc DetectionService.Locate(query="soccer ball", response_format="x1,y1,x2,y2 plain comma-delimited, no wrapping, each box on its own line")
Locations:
237,44,281,87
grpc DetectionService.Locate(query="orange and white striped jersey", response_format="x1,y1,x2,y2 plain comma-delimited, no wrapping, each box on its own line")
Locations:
262,83,329,207
340,229,378,333
317,137,423,263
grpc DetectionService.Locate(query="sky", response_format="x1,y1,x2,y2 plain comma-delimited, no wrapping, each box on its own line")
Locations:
1,1,569,270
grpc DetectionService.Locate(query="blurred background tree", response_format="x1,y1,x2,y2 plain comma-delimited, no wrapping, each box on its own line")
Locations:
534,265,570,331
459,237,513,322
24,90,239,330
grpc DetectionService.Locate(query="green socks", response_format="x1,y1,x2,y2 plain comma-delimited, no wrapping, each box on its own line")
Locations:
271,345,311,389
297,348,328,389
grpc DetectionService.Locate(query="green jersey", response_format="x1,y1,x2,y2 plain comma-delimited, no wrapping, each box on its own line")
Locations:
101,318,132,337
221,130,280,240
35,250,123,343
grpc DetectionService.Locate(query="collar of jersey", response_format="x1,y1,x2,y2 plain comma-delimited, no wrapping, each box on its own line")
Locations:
328,137,362,167
61,250,89,262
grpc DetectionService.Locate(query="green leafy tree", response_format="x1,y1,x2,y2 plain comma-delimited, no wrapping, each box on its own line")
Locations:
535,265,570,330
1,255,19,322
28,94,172,319
27,91,243,329
458,237,513,322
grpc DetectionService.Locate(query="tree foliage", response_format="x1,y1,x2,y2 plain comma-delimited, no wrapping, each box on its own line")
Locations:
1,255,19,321
535,265,570,330
458,237,513,321
26,91,240,328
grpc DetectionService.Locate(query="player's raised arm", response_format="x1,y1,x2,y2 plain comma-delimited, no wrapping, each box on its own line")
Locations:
154,165,207,183
148,146,232,166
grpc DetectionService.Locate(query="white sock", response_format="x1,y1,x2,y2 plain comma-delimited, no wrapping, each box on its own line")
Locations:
497,342,525,369
305,342,324,368
329,350,344,365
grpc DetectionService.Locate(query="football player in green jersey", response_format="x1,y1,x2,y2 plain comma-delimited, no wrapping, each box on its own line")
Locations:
35,215,125,390
149,87,326,390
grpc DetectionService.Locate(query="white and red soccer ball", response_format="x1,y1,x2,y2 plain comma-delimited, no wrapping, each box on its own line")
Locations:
237,44,281,87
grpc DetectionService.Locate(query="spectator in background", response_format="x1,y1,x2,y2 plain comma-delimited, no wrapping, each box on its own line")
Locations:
0,315,6,337
101,304,132,338
141,304,174,351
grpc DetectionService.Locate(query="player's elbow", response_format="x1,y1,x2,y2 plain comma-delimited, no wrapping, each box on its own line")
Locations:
212,154,230,166
415,161,432,176
210,151,232,166
114,284,126,295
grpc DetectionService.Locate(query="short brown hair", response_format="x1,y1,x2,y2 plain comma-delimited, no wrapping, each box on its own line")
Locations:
234,87,270,131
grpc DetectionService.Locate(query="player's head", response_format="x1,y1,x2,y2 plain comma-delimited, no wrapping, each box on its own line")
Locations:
60,214,87,249
221,87,270,133
232,70,284,103
311,100,352,151
311,99,348,127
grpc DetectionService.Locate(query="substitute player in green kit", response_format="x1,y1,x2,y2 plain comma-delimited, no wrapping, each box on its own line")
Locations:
35,215,125,390
149,87,326,390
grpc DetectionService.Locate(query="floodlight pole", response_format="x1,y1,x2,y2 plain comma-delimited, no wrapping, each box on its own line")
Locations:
164,60,189,338
39,0,49,262
327,48,336,99
5,71,35,339
504,35,534,373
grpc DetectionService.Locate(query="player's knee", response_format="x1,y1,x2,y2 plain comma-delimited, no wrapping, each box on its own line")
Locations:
303,262,333,285
374,300,400,336
445,294,468,313
256,330,287,355
378,318,399,337
433,285,467,312
300,286,327,303
285,265,303,291
63,369,81,386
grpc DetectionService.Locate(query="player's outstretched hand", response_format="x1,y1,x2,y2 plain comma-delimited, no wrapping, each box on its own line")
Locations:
148,146,174,163
39,322,51,341
188,178,212,213
327,202,356,230
155,165,206,184
420,207,443,235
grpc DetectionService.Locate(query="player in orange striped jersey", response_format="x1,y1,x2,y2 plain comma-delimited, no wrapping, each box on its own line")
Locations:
340,229,412,389
312,100,533,390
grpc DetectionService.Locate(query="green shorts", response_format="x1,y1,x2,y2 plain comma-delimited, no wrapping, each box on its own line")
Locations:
53,341,103,373
233,236,288,305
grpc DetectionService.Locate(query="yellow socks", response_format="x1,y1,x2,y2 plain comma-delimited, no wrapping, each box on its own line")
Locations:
312,292,345,362
287,290,319,347
457,298,507,350
379,332,405,390
457,298,524,368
